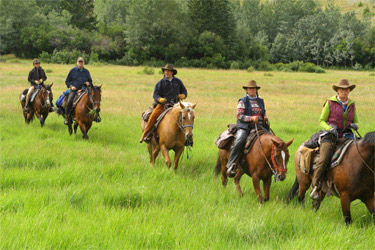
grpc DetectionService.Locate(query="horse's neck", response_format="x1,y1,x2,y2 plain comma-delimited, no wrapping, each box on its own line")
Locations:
167,107,182,131
359,142,375,168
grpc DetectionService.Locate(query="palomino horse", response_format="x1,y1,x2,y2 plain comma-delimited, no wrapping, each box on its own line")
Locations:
286,131,375,225
215,127,293,202
20,83,53,127
66,85,102,139
141,102,197,170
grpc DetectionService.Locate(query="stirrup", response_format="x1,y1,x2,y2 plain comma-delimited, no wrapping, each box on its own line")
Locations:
310,186,320,200
226,164,236,178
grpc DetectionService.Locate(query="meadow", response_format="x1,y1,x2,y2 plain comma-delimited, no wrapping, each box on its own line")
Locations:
0,60,374,249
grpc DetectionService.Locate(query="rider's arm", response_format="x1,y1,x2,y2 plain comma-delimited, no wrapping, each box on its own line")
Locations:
236,100,251,122
28,70,35,85
153,80,163,103
319,101,332,131
65,69,73,88
41,69,47,81
87,70,93,87
179,80,187,98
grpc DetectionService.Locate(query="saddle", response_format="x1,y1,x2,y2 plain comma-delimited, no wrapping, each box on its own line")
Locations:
141,104,174,141
215,124,266,154
72,89,87,108
20,88,40,104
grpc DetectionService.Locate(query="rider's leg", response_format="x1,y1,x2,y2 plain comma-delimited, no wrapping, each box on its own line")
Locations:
139,104,164,143
226,128,249,176
23,86,34,112
310,141,332,200
64,91,77,125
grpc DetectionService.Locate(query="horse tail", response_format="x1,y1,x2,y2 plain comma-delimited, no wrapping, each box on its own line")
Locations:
286,177,299,203
214,153,222,176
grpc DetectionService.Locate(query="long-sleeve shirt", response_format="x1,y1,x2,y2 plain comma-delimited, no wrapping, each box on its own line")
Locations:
319,95,358,131
65,66,93,90
153,77,187,104
28,67,47,85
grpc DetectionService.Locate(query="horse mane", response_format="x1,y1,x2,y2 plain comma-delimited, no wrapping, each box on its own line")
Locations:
174,102,195,114
362,131,375,145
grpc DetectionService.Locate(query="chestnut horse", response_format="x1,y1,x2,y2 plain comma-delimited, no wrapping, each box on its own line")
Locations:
286,131,375,225
20,83,53,127
215,127,294,202
66,85,102,139
141,102,196,170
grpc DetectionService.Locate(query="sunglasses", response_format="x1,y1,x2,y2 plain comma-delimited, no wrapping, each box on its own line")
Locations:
78,61,84,63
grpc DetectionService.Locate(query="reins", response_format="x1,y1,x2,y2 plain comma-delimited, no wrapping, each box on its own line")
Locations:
353,130,375,175
255,123,285,180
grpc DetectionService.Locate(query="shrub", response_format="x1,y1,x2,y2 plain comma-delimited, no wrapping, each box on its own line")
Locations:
369,73,375,76
353,63,362,70
289,61,301,71
358,2,363,7
274,62,286,70
257,61,274,71
6,59,21,63
299,62,316,72
138,66,155,75
246,67,255,72
89,52,99,63
314,67,326,73
264,72,273,76
280,67,292,72
230,61,240,70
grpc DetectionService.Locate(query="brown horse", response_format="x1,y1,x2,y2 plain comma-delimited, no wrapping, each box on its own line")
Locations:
215,129,294,202
286,131,375,225
20,83,53,127
66,85,102,139
141,102,197,170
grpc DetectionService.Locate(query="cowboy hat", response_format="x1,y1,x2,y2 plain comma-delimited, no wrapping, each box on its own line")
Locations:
243,80,260,90
162,64,177,75
332,79,356,91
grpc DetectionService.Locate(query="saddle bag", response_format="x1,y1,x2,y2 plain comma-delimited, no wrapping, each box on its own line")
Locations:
142,107,154,122
215,130,234,150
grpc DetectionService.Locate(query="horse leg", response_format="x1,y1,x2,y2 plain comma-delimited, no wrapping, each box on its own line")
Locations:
297,175,312,208
74,122,78,134
286,177,299,203
220,155,228,187
362,195,375,226
234,169,244,196
173,146,184,171
262,176,272,202
151,144,160,166
340,192,352,224
252,173,264,203
78,121,88,140
312,191,326,211
160,145,172,168
68,122,73,135
35,109,43,127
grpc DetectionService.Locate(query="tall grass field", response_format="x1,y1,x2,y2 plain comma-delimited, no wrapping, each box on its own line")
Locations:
0,60,374,249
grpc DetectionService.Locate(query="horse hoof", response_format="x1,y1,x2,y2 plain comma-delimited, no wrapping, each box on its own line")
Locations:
345,217,352,225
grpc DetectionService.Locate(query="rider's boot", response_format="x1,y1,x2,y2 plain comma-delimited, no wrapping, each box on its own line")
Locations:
23,87,34,113
226,128,248,178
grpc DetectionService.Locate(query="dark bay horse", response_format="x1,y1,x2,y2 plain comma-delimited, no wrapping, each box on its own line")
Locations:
141,102,197,170
20,83,53,127
66,85,102,139
286,131,375,225
215,130,294,202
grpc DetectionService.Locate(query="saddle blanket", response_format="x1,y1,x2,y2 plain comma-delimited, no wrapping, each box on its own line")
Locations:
298,139,353,174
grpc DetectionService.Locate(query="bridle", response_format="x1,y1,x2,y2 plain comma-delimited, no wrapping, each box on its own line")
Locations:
177,107,194,132
255,123,288,180
86,87,101,112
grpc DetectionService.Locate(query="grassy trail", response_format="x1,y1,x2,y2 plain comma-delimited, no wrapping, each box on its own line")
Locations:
0,61,374,249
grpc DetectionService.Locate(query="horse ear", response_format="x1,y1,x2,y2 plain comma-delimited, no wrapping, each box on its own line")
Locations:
98,84,102,88
50,82,53,87
286,139,294,147
271,138,281,147
192,102,197,109
179,101,185,109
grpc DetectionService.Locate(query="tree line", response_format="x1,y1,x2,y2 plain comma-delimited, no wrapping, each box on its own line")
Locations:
1,0,374,70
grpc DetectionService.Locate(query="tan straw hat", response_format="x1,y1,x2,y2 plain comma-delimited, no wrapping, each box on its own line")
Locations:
332,79,356,91
162,64,177,75
243,80,260,90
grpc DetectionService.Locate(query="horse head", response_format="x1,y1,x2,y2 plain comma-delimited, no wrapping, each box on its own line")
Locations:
179,102,197,145
40,83,53,108
93,85,102,113
270,138,294,181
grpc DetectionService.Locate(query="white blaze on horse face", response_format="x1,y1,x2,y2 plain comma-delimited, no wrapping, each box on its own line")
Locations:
281,150,286,169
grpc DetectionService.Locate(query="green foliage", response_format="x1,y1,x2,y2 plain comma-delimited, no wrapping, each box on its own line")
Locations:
314,67,326,73
230,61,240,70
263,72,273,76
358,2,363,7
138,66,155,75
40,49,89,65
299,63,317,73
257,61,274,71
246,66,255,72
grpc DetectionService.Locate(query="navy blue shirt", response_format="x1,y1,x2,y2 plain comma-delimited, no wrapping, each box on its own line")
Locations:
65,66,93,90
153,77,187,104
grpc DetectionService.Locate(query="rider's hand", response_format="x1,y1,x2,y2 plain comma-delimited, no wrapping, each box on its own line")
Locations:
158,98,167,104
85,82,89,86
251,116,259,122
39,79,43,83
34,80,39,84
71,86,77,91
264,115,268,122
329,127,338,139
178,94,186,100
350,123,358,130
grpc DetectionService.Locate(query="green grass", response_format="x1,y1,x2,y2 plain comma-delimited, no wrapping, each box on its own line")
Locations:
1,60,374,249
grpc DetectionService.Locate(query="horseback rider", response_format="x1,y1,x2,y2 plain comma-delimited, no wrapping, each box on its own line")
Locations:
226,80,269,177
64,57,93,125
23,59,47,112
310,79,359,200
139,64,187,143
